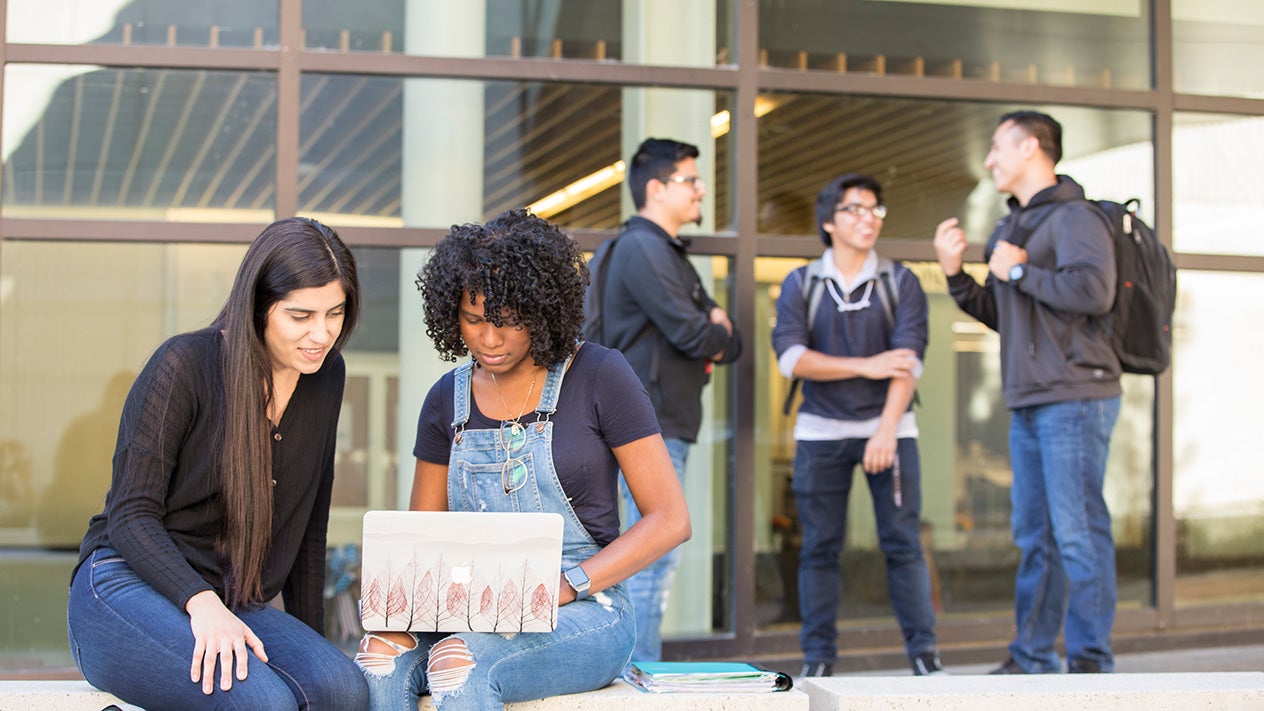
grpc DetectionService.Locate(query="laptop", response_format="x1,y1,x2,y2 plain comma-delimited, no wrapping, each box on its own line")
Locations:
359,510,564,634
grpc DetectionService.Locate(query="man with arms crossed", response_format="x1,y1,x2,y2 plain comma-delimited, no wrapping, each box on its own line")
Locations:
773,172,942,678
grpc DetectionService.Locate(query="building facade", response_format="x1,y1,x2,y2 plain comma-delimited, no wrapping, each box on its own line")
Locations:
1,0,1262,674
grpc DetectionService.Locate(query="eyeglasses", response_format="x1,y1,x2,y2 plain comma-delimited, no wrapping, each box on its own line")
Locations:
666,174,706,192
835,203,888,220
499,420,529,494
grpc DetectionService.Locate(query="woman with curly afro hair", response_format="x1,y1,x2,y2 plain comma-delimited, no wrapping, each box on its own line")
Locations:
357,209,691,710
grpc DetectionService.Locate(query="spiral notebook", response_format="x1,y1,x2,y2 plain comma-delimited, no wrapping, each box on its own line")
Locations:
359,510,564,634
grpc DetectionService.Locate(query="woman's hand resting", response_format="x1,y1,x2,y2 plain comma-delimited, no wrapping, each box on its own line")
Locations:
185,590,269,694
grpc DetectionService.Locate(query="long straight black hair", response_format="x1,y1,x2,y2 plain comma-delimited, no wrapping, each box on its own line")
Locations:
211,217,359,609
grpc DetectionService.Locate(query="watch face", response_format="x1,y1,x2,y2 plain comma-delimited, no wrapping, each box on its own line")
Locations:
1010,264,1024,281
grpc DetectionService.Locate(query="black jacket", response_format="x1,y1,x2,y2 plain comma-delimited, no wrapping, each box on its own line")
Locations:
947,175,1121,409
599,216,741,442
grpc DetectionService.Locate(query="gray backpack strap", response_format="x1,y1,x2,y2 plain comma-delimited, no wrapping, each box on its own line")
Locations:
801,257,828,329
874,255,900,329
873,255,921,407
784,258,828,416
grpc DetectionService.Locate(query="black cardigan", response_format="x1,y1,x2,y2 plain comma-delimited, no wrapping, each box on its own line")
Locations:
76,328,345,634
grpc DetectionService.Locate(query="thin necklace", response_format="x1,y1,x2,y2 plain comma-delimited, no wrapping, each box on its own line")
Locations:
489,369,537,432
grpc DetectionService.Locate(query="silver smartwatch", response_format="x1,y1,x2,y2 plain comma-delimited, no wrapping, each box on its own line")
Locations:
563,565,591,600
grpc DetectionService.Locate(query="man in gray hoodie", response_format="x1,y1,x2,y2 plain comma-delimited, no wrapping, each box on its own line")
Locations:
933,111,1121,675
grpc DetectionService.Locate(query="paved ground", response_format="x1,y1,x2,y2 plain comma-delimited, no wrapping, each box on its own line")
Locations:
839,643,1264,676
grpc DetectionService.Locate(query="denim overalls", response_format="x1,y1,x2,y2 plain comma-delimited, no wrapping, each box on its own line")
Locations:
363,357,635,711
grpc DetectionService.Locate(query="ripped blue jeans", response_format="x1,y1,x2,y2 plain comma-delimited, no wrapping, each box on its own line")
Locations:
359,587,634,710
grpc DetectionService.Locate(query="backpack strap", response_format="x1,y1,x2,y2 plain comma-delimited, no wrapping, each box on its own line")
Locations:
783,257,827,416
802,256,828,328
874,255,899,329
583,222,628,345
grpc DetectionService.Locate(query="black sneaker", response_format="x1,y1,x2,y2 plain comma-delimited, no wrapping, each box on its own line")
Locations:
799,661,833,678
1068,658,1103,673
911,650,946,676
989,656,1030,674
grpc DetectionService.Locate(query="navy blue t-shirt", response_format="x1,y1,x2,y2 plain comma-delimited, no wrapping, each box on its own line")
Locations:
414,343,661,547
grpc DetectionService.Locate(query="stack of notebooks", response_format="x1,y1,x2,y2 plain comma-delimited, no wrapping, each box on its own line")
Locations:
623,661,793,693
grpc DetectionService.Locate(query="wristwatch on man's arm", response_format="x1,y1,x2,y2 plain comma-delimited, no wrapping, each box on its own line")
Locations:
1008,263,1027,285
563,565,591,600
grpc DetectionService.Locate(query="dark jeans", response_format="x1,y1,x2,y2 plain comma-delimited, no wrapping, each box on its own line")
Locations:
68,547,368,710
793,437,937,664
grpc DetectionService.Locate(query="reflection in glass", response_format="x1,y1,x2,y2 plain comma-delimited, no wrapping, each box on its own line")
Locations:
1173,114,1264,256
1173,271,1264,606
755,97,1152,242
301,0,731,65
2,65,278,221
6,0,279,47
754,257,1153,634
1173,1,1264,98
759,0,1149,90
693,255,734,637
301,74,732,232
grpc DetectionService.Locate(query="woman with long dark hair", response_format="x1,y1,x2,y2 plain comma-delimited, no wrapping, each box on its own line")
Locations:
356,209,691,710
67,217,369,709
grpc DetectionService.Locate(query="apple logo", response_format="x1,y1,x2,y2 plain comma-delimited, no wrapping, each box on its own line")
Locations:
451,565,472,584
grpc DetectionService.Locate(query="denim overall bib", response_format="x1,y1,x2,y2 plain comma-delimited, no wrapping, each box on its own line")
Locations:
365,356,634,711
448,357,602,578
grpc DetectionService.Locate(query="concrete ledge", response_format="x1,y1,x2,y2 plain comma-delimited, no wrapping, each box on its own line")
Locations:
0,680,139,710
801,672,1264,711
418,679,808,710
0,678,808,711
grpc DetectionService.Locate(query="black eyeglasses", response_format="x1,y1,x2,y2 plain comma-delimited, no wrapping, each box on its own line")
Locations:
499,420,529,494
836,203,888,220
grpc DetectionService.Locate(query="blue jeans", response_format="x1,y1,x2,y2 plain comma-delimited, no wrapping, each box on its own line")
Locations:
362,590,635,711
619,436,690,663
1007,396,1121,673
793,437,936,664
68,547,368,710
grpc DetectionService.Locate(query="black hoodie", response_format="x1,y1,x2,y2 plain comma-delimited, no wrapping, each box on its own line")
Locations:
946,175,1122,409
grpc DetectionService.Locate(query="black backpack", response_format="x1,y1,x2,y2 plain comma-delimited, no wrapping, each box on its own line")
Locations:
1090,199,1176,375
581,226,625,345
1021,199,1176,376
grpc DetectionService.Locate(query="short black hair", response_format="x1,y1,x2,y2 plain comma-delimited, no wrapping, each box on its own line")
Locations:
628,138,700,210
999,110,1063,164
813,172,884,247
418,208,587,368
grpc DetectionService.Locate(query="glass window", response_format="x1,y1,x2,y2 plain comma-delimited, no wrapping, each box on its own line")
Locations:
760,0,1150,90
1173,1,1264,98
1173,113,1264,256
755,96,1153,241
753,252,1155,633
301,0,732,66
301,74,734,233
2,65,278,221
1173,271,1264,607
662,255,734,641
6,0,279,47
